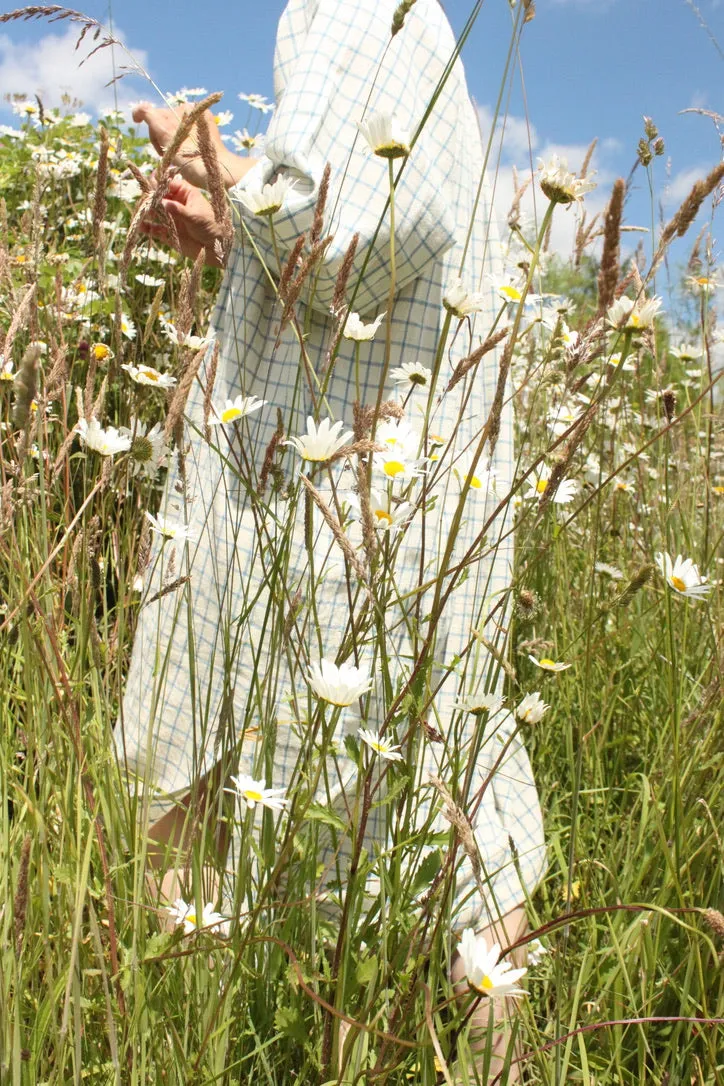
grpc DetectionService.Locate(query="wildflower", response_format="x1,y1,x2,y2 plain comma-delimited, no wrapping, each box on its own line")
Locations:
76,417,132,458
347,489,414,532
90,342,114,363
443,277,486,319
496,275,525,304
0,358,14,381
167,898,228,935
238,92,274,113
669,343,701,362
121,420,171,479
389,361,431,387
231,128,260,152
358,111,410,159
121,363,177,389
228,773,288,811
208,395,267,425
595,561,624,580
307,658,373,706
145,511,195,543
685,273,721,294
358,727,404,761
607,351,635,371
285,417,353,462
655,552,711,599
342,311,385,341
108,177,142,201
607,295,663,332
528,655,571,673
373,447,425,483
458,929,528,998
454,692,505,716
135,273,166,288
527,938,548,966
527,465,578,505
516,692,550,724
236,176,296,216
160,319,215,351
465,466,497,496
537,154,596,204
214,110,234,127
120,314,137,340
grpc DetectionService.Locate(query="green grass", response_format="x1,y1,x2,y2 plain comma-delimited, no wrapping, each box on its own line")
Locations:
0,18,723,1086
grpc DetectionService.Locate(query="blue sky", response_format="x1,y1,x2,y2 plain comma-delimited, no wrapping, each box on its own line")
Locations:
1,0,723,297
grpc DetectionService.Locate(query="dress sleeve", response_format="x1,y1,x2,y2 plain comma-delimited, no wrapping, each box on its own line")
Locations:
228,0,458,317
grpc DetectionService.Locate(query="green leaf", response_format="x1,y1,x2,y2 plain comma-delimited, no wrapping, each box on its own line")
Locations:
304,802,348,833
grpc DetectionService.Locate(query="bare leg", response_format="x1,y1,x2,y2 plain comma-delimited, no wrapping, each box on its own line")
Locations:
450,905,529,1084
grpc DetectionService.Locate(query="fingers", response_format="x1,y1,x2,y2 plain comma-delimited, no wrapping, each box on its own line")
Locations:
132,101,152,124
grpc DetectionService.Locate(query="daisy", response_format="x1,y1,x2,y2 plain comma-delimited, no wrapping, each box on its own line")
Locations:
0,357,14,380
214,110,234,127
135,273,165,288
160,319,214,351
76,417,132,458
145,510,195,543
458,929,528,998
236,176,296,216
443,277,486,319
537,155,596,205
167,898,228,936
347,489,414,533
669,343,701,362
373,447,426,484
655,552,711,599
231,128,261,152
516,692,550,724
389,361,431,388
528,655,571,673
342,311,385,341
90,342,114,363
358,111,410,159
238,92,274,113
527,465,578,505
685,273,721,294
607,352,635,371
228,773,288,811
358,727,404,761
496,275,525,304
594,561,624,580
285,416,353,462
453,692,505,716
307,658,373,706
607,295,663,332
208,395,267,425
121,363,177,389
121,420,171,479
120,313,137,340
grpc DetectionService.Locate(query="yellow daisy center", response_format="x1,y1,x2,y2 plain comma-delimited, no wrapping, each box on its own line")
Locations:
186,911,197,926
140,368,159,381
221,408,242,423
500,286,521,302
481,975,494,990
374,509,393,524
539,658,557,668
535,478,549,494
384,460,405,478
243,789,263,803
93,344,111,361
670,576,687,592
470,475,482,489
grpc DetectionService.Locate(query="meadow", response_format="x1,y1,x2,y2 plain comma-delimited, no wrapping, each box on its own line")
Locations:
0,3,723,1084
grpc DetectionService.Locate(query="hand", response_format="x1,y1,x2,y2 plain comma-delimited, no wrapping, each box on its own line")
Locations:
132,102,252,190
141,174,229,267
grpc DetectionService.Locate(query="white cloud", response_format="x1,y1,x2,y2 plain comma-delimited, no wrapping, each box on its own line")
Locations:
0,25,150,115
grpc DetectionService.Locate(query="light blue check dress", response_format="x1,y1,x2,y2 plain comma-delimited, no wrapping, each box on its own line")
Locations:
118,0,546,927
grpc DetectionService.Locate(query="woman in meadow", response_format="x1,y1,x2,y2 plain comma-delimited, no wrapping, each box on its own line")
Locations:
121,0,545,1072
